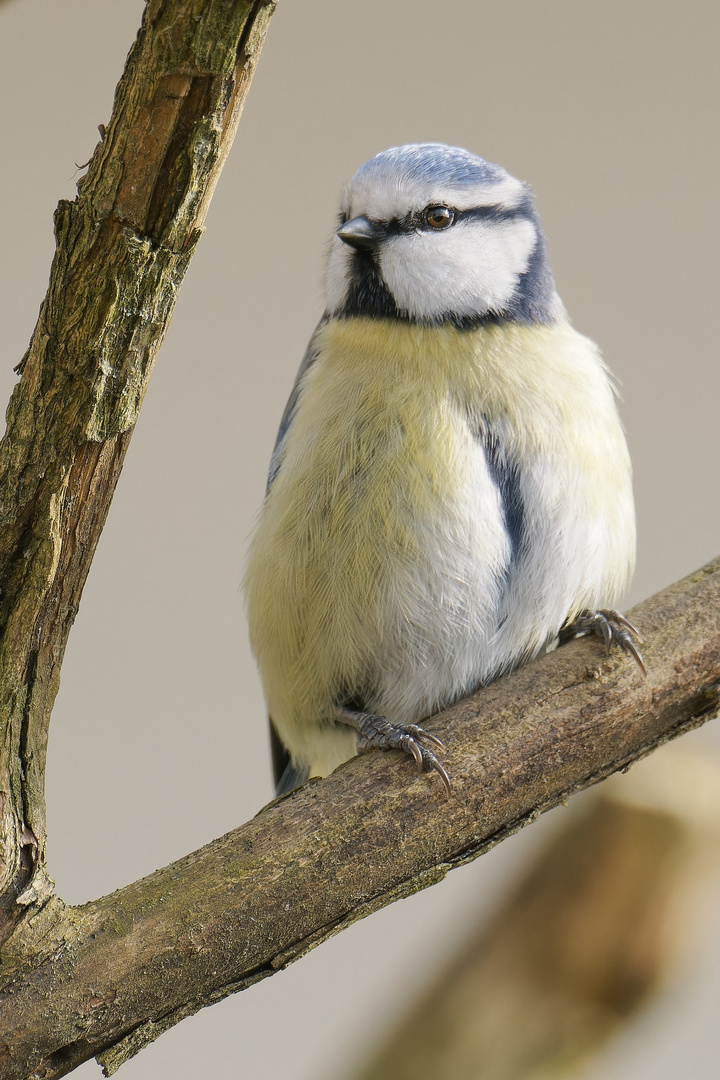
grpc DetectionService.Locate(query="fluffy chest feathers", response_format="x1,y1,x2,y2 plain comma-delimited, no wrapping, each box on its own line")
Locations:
245,316,634,758
271,316,627,523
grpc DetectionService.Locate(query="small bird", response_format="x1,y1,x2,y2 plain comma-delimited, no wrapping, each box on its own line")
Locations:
245,143,641,797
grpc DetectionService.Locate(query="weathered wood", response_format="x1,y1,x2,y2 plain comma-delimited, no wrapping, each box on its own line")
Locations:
0,0,275,931
0,558,718,1079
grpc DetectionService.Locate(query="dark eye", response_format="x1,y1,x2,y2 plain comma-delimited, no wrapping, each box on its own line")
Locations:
422,205,455,230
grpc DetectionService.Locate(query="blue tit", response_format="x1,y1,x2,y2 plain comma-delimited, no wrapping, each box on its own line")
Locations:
245,143,642,797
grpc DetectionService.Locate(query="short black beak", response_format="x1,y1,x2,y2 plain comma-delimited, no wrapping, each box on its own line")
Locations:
336,215,384,251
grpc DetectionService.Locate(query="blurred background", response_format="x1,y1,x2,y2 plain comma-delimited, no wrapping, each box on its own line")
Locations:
0,0,719,1076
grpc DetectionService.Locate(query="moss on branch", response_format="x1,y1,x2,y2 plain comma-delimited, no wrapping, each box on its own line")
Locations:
0,0,275,932
1,558,719,1078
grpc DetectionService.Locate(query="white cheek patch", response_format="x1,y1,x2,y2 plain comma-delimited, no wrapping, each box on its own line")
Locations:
379,218,537,321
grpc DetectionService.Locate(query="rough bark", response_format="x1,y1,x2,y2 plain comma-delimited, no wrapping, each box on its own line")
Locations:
0,0,275,932
0,558,719,1078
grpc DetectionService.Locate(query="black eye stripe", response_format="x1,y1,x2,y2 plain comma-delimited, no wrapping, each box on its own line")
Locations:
462,205,524,224
373,203,527,238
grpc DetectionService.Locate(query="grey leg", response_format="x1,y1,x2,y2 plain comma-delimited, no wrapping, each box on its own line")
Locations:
333,705,452,796
561,608,646,676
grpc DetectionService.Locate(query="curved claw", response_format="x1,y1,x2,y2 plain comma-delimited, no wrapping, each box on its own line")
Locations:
405,739,452,796
402,735,424,771
565,608,646,678
427,755,452,798
608,610,644,643
596,616,613,650
618,633,647,678
334,704,452,796
404,724,445,752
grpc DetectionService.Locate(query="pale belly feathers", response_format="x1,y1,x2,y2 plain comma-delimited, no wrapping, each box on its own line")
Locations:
245,317,635,777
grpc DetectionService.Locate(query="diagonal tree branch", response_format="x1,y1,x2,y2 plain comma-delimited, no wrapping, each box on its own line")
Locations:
0,558,718,1079
0,0,275,932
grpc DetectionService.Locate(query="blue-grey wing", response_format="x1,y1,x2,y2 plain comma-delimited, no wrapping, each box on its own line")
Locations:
270,721,310,795
264,318,326,796
266,317,327,492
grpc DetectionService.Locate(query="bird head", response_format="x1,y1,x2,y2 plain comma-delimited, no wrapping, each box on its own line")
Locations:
325,143,561,327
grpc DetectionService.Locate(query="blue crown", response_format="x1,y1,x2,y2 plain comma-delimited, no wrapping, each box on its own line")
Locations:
353,143,506,188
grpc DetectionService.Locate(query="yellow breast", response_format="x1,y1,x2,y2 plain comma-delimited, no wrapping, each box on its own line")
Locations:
245,316,634,766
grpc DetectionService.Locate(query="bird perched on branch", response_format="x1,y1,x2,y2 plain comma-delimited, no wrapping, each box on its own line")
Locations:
245,143,642,797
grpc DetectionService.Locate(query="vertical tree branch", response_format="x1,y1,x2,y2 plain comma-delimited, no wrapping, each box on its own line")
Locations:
0,0,275,934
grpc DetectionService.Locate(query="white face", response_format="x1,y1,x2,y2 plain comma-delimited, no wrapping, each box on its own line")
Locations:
324,144,559,324
376,217,538,321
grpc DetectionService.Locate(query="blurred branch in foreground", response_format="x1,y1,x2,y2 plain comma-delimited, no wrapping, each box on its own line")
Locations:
349,746,720,1080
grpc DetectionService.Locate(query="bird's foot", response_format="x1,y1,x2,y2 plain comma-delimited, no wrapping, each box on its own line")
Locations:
333,705,451,796
562,608,646,676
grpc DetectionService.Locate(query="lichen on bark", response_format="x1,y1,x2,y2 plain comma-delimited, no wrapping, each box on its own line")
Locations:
0,0,275,931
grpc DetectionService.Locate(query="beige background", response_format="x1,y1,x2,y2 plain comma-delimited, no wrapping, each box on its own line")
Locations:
1,0,719,1076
